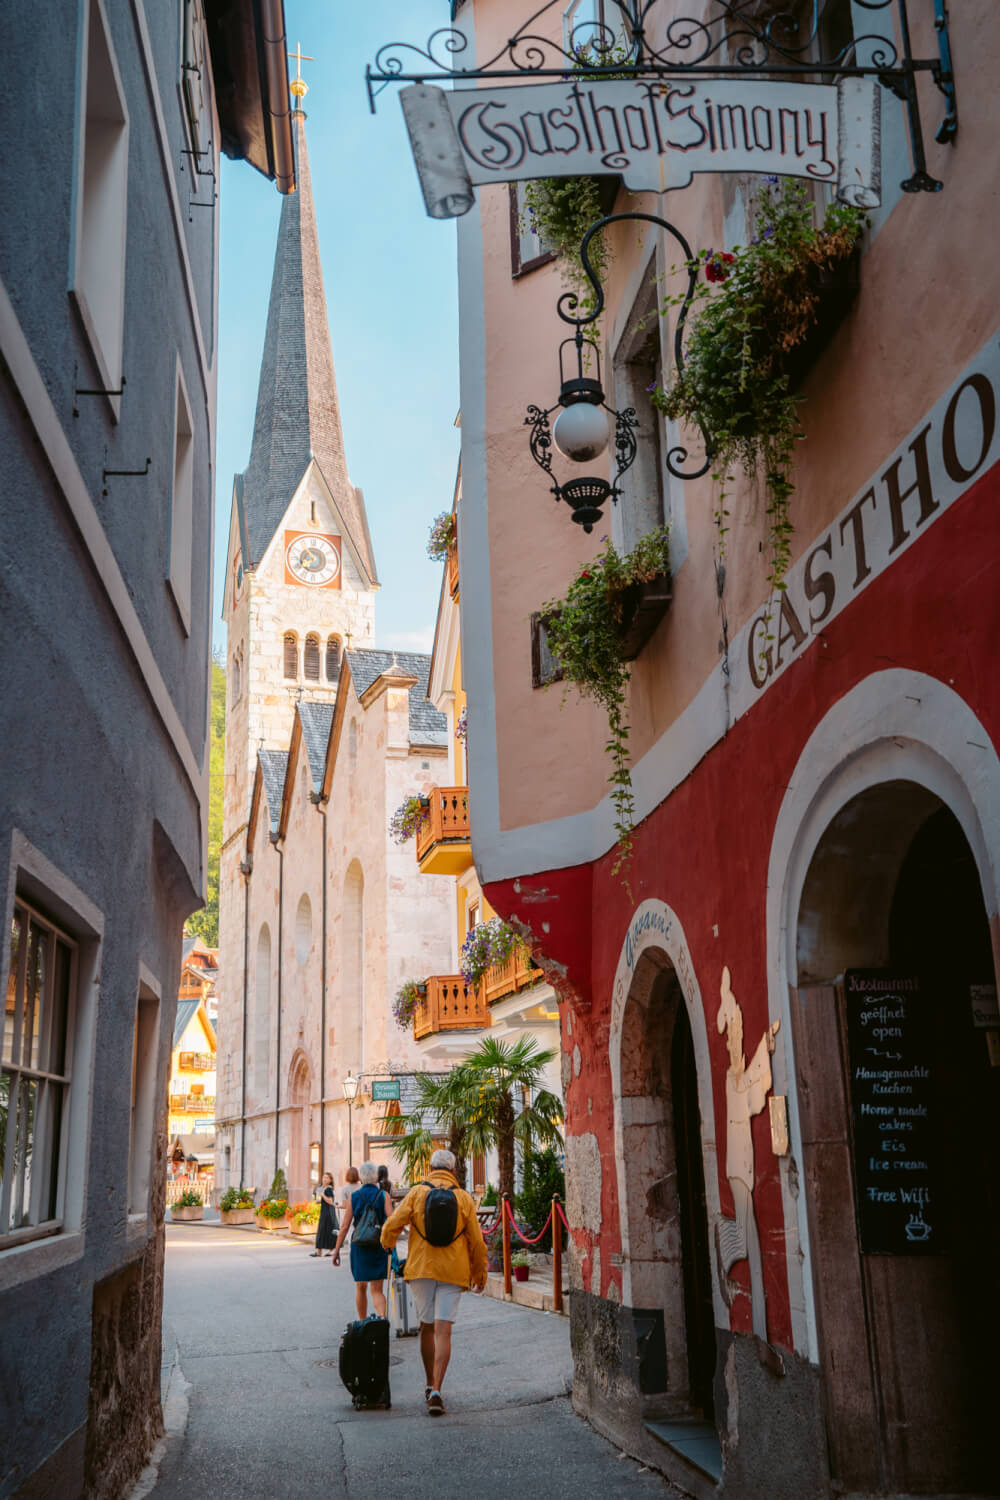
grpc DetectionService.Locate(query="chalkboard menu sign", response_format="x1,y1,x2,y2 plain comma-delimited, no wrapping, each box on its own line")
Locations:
844,970,937,1255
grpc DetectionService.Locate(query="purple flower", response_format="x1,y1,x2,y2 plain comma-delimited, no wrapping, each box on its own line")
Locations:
762,225,774,239
766,174,779,185
389,796,429,844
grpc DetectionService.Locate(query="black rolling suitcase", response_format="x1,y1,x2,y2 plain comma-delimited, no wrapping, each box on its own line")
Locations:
338,1314,391,1409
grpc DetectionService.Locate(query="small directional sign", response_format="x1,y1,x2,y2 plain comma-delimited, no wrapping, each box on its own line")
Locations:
371,1079,401,1102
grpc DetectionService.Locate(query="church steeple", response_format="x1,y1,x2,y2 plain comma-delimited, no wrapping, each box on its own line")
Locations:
238,108,377,582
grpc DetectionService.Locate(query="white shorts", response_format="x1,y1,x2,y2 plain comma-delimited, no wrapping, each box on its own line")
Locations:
409,1279,464,1325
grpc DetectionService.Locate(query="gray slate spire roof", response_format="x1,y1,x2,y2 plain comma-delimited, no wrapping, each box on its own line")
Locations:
346,650,448,747
296,701,335,793
238,110,376,580
258,750,289,834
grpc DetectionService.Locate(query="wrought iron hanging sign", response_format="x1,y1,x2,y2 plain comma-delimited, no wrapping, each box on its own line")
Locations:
400,76,881,218
368,0,957,205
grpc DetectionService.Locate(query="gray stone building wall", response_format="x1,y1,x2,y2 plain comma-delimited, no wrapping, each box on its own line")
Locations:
0,2,290,1494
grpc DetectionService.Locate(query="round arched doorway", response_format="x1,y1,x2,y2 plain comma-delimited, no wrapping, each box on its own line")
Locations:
287,1053,313,1201
791,781,999,1495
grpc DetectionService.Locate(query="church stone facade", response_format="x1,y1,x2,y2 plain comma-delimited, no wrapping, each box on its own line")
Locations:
215,107,453,1199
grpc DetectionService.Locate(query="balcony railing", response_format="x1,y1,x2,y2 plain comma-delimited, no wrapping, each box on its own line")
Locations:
178,1051,215,1071
416,786,471,872
480,950,544,1007
169,1094,216,1113
413,975,489,1041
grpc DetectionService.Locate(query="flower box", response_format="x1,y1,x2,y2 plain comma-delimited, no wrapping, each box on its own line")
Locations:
170,1205,204,1222
783,250,861,392
256,1213,287,1232
289,1218,316,1237
617,572,673,662
219,1207,256,1226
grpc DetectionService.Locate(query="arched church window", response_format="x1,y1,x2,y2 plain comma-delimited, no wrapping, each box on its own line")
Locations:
283,633,298,680
232,651,241,702
304,635,320,681
326,635,341,682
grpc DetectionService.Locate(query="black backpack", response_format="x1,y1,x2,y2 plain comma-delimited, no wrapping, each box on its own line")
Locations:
352,1189,385,1250
414,1180,460,1247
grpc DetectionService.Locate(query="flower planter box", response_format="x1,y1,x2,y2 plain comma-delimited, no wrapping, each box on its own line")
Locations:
256,1214,287,1232
617,572,673,662
783,250,861,392
170,1206,204,1222
219,1207,256,1225
289,1219,318,1237
513,1264,530,1283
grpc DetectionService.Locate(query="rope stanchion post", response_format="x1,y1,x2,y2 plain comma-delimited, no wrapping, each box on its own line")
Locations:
502,1193,512,1297
552,1194,563,1314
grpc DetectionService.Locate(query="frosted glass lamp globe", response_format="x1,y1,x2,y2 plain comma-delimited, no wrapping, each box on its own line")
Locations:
552,401,610,463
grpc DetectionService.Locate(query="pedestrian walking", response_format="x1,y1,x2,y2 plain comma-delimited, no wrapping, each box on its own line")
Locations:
332,1161,392,1320
380,1148,487,1417
377,1163,392,1198
339,1165,359,1219
310,1171,338,1257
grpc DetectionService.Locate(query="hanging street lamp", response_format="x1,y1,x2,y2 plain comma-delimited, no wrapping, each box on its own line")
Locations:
342,1071,359,1167
525,211,712,533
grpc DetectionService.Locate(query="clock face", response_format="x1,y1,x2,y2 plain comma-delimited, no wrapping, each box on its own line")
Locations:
284,531,342,588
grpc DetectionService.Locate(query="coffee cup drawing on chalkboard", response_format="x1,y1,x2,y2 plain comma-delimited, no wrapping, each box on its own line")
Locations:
905,1213,932,1242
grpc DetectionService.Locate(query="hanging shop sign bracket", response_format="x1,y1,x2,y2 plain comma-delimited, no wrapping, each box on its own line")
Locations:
367,0,957,206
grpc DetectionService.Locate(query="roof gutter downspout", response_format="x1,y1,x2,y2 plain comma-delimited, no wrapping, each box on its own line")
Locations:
311,791,328,1178
239,856,252,1187
259,0,296,194
272,835,284,1182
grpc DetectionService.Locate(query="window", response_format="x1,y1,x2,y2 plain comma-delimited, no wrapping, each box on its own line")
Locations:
326,635,341,682
128,983,160,1217
1,901,76,1244
530,612,564,690
254,924,271,1096
611,271,667,555
466,900,480,933
180,0,213,165
304,635,320,682
563,0,618,58
169,361,194,633
283,633,298,680
70,0,129,404
509,183,555,278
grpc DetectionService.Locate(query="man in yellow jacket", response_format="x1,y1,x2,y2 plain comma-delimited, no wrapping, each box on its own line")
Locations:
381,1148,487,1416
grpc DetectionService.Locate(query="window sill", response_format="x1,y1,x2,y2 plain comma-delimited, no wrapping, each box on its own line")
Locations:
618,572,673,661
0,1225,84,1292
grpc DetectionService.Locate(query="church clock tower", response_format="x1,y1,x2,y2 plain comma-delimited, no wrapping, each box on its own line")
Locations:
219,92,378,999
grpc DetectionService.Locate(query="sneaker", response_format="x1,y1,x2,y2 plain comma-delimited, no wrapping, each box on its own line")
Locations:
425,1386,433,1403
427,1391,445,1417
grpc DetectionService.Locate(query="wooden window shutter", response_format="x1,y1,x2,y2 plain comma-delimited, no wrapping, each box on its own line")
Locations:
283,634,298,680
304,636,320,681
326,636,341,681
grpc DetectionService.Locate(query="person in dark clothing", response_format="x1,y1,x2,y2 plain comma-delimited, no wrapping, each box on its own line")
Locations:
310,1171,338,1257
377,1163,392,1197
332,1160,391,1320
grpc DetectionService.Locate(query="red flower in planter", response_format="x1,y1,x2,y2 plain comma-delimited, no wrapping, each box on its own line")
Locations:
579,570,591,580
705,251,735,284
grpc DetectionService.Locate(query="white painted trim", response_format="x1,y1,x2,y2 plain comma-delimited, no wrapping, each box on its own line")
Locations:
0,273,204,804
467,329,1000,885
607,899,727,1324
0,833,104,1290
129,0,213,399
764,670,1000,1360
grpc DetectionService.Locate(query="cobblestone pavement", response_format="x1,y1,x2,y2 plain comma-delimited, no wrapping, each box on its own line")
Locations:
147,1222,672,1500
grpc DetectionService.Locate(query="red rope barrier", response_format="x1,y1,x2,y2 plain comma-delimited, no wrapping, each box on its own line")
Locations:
555,1201,571,1231
503,1199,554,1245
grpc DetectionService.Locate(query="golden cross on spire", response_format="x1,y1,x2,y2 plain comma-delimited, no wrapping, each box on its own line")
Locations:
288,42,314,103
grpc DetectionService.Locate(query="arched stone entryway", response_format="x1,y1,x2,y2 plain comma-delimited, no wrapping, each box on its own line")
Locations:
287,1051,313,1201
769,672,1000,1495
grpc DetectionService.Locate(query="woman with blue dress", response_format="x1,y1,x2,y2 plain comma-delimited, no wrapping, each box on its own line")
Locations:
332,1160,392,1320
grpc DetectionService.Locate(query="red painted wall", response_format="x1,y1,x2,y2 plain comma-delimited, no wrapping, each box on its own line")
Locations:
486,458,1000,1351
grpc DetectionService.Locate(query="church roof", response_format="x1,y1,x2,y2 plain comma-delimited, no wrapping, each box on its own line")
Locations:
173,998,200,1049
346,650,448,747
237,110,376,581
297,701,335,793
258,750,289,834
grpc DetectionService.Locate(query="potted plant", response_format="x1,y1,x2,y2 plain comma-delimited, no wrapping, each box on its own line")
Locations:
255,1197,289,1231
426,511,456,562
653,177,868,597
543,525,672,874
170,1189,204,1222
388,794,430,845
511,1251,532,1283
393,979,427,1033
287,1201,321,1237
218,1186,256,1225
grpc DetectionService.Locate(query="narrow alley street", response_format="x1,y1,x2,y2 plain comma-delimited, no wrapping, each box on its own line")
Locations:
149,1225,673,1500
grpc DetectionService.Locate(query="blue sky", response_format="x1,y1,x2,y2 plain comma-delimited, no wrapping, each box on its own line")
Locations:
213,0,460,657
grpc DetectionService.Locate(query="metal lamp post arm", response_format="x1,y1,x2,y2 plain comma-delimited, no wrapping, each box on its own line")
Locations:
560,211,712,480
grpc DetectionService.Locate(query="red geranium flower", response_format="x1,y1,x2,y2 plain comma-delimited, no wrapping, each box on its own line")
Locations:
580,570,591,580
705,251,735,284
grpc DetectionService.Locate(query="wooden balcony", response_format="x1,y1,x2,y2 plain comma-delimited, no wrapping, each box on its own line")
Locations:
413,975,489,1041
169,1094,216,1114
178,1051,215,1071
416,786,472,875
481,949,544,1007
446,542,459,599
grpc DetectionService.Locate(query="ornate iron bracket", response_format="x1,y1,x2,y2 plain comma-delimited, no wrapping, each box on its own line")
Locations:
368,0,957,194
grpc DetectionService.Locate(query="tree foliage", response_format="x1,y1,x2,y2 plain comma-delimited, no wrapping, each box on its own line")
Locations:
186,657,226,944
